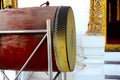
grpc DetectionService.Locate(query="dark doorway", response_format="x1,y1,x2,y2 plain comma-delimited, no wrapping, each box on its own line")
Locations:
107,0,120,44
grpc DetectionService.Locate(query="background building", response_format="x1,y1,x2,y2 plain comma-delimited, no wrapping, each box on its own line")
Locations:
0,0,119,80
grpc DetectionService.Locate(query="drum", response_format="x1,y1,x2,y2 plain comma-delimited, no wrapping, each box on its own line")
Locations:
0,6,76,72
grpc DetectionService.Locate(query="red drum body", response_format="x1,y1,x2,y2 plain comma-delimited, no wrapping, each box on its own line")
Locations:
0,6,76,72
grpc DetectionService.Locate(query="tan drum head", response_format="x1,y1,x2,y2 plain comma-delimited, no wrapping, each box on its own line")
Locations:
53,6,76,72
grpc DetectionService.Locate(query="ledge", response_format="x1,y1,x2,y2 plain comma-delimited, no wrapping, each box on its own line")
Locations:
81,35,105,47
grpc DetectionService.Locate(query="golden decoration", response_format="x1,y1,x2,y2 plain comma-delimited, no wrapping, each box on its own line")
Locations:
105,44,120,52
0,0,18,9
86,0,104,35
87,0,120,51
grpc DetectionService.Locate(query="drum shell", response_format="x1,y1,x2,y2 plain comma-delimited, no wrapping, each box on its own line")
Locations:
0,6,76,71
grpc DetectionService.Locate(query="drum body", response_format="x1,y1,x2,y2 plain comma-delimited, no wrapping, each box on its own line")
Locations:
0,6,76,72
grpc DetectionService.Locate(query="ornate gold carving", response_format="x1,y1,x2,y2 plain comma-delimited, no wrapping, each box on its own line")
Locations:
87,0,105,35
11,0,18,8
102,0,106,36
1,0,18,9
105,44,120,51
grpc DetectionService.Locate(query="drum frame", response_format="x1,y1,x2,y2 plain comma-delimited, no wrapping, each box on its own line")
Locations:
0,19,66,80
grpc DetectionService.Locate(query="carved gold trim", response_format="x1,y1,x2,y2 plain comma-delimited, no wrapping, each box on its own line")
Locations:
87,0,105,35
1,0,18,9
102,0,106,36
105,44,120,51
87,0,120,51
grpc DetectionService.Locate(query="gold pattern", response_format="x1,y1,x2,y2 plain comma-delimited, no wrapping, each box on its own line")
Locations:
102,0,106,36
87,0,120,50
105,44,120,51
1,0,18,9
87,0,104,35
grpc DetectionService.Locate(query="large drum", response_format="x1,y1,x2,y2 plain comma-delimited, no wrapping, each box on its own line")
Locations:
0,6,76,72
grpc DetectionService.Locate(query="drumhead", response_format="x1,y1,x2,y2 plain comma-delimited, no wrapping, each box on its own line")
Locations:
53,6,76,71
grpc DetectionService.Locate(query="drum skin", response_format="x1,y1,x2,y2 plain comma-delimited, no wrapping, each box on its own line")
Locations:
0,6,76,72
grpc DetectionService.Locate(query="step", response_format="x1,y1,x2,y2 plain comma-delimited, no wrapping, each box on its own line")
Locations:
105,52,120,61
104,64,120,75
105,75,120,79
83,56,104,67
74,67,104,80
83,47,104,56
105,61,120,64
81,35,104,47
